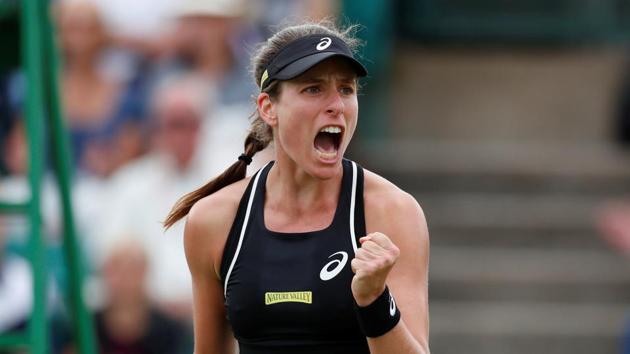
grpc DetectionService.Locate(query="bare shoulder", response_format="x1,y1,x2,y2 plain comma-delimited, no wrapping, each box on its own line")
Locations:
184,177,252,279
363,169,428,245
363,169,426,225
186,177,251,232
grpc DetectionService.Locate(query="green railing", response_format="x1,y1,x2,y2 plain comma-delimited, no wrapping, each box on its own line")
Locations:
0,0,97,353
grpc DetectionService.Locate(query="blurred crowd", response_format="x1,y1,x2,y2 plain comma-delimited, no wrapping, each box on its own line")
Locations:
2,0,628,353
0,0,339,352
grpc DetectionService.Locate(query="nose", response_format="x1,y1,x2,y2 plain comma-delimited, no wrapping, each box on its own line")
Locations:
325,90,345,117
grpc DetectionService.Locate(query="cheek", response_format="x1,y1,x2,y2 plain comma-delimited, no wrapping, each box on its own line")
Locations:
278,115,310,152
276,101,315,150
344,99,359,141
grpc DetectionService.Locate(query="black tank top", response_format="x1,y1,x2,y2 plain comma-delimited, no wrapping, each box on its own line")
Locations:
220,159,369,354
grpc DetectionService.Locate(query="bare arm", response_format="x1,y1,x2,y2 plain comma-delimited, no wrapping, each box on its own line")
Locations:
183,184,247,354
355,174,430,354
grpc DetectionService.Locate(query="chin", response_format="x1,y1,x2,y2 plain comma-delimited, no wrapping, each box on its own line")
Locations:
309,154,344,179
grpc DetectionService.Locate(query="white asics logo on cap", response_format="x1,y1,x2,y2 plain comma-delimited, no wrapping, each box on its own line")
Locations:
320,251,348,281
316,37,332,51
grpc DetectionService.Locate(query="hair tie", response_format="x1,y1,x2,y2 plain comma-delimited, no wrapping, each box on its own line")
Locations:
238,154,253,165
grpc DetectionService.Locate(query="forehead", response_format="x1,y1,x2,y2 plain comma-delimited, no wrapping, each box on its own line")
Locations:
291,57,358,83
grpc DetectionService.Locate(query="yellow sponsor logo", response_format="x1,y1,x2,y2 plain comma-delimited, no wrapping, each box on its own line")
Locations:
264,291,312,305
260,69,269,88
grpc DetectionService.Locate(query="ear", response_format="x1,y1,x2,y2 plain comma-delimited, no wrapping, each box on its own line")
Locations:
257,92,277,127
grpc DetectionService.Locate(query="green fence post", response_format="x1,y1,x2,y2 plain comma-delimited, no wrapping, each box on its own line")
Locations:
40,0,98,352
21,0,48,352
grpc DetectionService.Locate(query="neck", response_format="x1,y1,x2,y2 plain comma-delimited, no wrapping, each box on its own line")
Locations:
266,154,343,215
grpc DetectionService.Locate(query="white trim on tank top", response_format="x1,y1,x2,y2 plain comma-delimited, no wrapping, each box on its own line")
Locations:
349,161,359,254
223,163,270,297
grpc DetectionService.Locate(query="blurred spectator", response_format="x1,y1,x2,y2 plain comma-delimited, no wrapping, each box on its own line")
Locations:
0,217,31,335
596,202,630,256
91,0,177,58
56,0,147,178
154,0,257,108
0,72,114,291
93,76,241,315
0,118,61,244
595,203,630,354
251,0,339,36
0,75,13,176
92,239,192,354
0,216,65,354
0,119,29,242
0,123,68,354
2,119,26,177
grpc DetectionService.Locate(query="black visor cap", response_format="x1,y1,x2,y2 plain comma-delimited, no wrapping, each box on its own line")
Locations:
260,34,368,91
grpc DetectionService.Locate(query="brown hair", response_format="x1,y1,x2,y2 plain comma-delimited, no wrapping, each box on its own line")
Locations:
163,19,361,229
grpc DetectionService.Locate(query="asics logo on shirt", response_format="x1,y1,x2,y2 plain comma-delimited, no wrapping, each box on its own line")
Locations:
316,37,332,51
319,251,348,281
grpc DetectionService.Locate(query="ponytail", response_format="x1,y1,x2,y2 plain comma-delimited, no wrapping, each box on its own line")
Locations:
163,131,269,229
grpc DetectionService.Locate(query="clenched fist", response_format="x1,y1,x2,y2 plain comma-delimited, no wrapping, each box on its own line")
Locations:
350,232,400,306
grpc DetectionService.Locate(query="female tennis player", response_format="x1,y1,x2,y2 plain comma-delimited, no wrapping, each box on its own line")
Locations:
165,21,430,354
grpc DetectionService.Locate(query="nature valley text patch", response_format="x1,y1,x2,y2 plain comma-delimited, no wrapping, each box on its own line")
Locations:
265,291,312,305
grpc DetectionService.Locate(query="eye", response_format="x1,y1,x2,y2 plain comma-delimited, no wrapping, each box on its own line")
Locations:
303,86,321,94
340,86,355,95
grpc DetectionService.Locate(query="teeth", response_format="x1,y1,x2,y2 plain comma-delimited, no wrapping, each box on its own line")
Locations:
319,126,342,134
317,150,337,160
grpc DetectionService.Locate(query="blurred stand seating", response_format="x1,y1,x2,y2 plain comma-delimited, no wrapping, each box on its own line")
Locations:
352,44,630,354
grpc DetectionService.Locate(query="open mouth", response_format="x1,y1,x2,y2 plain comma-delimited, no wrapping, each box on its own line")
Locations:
314,125,343,160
